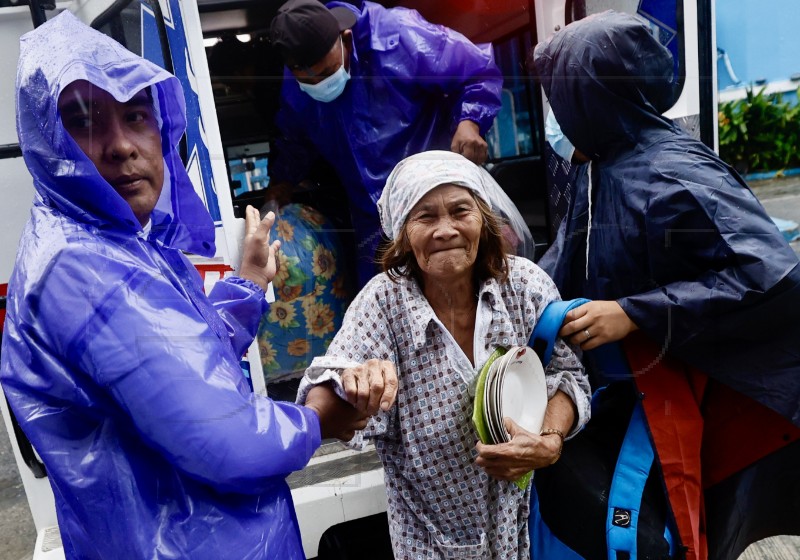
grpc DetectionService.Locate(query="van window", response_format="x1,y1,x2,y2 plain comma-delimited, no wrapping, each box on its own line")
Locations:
486,29,540,161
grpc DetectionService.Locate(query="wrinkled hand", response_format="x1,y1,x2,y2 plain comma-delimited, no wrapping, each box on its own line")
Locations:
451,120,488,164
341,359,398,416
305,383,369,441
559,300,638,351
238,205,281,291
475,419,561,480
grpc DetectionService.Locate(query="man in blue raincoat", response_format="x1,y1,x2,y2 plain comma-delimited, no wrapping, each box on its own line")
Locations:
1,12,397,559
530,11,800,560
267,0,503,286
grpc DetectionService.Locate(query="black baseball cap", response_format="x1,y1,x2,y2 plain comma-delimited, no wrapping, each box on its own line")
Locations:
270,0,357,69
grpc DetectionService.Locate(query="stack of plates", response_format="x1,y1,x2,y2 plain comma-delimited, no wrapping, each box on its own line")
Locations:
472,346,548,488
472,346,548,446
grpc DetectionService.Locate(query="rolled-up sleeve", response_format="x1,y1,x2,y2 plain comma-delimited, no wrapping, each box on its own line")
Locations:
207,276,269,358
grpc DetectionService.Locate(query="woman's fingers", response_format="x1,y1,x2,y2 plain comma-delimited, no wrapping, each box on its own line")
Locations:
475,419,560,478
378,361,398,411
341,359,398,415
365,361,385,415
341,370,360,408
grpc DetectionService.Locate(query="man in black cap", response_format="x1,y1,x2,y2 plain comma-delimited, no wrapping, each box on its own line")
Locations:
267,0,503,287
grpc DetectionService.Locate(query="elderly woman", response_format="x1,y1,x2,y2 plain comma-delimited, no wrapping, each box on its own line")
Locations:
297,151,590,558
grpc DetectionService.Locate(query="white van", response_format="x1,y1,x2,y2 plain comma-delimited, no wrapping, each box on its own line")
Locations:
0,0,716,558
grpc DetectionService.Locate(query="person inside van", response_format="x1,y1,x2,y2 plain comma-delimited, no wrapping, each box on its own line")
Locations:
266,0,503,287
1,12,397,560
530,10,800,559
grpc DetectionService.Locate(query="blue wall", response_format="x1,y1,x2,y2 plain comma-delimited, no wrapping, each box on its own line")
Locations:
717,0,800,91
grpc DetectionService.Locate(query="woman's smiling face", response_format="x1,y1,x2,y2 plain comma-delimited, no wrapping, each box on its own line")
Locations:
404,184,483,284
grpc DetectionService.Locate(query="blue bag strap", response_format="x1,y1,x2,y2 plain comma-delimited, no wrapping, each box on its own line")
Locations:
529,298,675,560
528,298,591,364
606,401,654,560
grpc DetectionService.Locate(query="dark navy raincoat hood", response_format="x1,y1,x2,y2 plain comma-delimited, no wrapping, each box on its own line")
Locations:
2,12,319,559
17,10,215,254
534,11,800,425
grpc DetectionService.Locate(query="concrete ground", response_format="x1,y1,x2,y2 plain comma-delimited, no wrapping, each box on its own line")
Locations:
749,174,800,255
0,424,36,560
1,176,799,560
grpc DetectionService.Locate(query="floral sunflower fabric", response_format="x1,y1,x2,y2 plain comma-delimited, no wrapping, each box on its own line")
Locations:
257,204,352,382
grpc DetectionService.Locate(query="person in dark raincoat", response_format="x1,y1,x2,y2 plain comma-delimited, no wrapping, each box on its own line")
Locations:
0,12,396,559
267,0,503,287
531,11,800,560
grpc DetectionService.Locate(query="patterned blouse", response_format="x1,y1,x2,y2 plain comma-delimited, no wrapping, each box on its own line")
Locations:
298,256,591,559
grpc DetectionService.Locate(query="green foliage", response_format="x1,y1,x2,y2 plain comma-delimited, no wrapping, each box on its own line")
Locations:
718,87,800,174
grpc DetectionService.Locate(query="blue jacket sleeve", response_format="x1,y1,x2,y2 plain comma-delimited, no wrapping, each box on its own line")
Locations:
391,8,503,134
206,275,269,358
37,248,321,495
618,169,799,351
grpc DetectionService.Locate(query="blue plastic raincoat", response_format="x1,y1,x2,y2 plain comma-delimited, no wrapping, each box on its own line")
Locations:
1,12,319,559
270,0,503,286
534,11,800,425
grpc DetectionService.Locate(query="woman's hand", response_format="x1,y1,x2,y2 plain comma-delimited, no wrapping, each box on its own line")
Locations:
341,359,399,416
475,419,561,481
559,300,638,350
305,383,369,441
238,205,281,291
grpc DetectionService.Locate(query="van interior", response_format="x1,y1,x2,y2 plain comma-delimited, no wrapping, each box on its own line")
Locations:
195,0,552,259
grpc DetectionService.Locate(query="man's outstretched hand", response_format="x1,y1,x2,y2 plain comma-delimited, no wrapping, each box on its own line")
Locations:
238,205,281,291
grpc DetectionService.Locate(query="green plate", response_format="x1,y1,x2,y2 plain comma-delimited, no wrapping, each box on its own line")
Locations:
472,347,506,444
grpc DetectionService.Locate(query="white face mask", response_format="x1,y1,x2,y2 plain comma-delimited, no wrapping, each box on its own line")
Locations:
297,36,350,103
545,108,576,163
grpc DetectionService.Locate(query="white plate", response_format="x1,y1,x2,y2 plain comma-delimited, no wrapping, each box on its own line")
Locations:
492,346,523,442
482,357,504,444
486,349,514,443
499,346,547,435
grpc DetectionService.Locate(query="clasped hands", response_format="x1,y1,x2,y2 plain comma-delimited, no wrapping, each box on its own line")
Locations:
305,359,398,441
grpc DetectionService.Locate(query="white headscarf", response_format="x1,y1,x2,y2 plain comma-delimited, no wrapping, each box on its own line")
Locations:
377,151,491,240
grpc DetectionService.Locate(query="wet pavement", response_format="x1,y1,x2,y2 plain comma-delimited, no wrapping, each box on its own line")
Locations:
1,177,799,560
748,174,800,255
0,423,36,560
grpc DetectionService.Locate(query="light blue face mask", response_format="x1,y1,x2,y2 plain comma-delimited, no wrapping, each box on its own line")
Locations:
545,108,576,163
298,36,350,103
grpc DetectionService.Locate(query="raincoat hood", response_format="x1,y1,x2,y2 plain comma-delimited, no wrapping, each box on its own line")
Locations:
533,11,679,160
16,11,215,256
